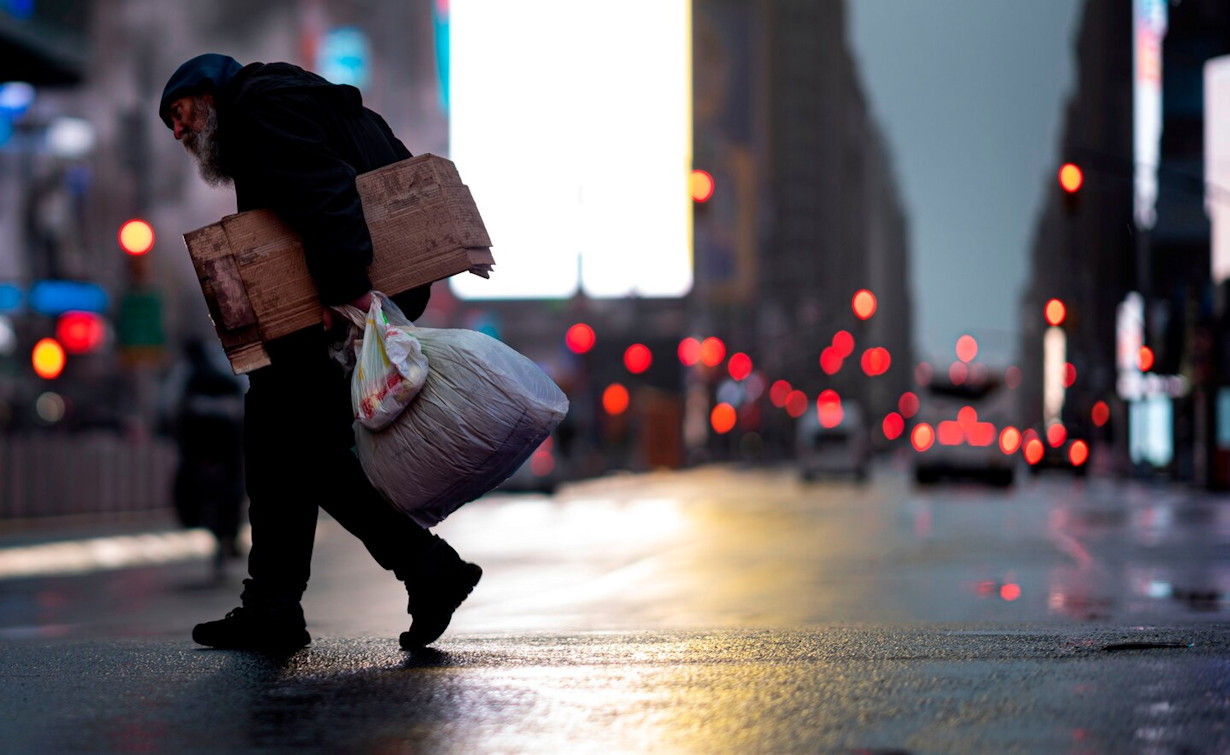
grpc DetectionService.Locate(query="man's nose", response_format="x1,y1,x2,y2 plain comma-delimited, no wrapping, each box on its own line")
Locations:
173,122,187,140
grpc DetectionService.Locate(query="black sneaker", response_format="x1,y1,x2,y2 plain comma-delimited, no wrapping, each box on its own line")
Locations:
400,562,483,649
192,605,311,651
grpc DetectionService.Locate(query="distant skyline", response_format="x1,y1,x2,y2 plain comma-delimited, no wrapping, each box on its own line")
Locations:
848,0,1082,363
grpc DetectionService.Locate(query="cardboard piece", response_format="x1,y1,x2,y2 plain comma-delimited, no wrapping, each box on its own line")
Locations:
183,154,493,374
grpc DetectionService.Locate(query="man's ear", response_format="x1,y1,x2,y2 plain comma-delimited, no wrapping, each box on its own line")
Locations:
201,92,215,107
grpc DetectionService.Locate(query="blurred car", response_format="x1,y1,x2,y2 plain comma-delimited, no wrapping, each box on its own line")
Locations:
796,401,871,481
1022,424,1090,476
912,371,1017,487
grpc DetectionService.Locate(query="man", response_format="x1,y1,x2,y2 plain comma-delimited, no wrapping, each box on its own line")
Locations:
159,53,481,651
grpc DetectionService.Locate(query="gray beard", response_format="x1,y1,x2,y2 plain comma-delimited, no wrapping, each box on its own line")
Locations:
184,102,231,188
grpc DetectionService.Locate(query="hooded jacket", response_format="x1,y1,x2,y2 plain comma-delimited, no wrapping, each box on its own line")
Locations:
162,56,428,312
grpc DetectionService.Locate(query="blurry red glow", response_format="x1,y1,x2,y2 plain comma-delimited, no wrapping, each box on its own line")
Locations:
915,362,933,386
711,403,737,434
1069,440,1089,467
1005,365,1022,389
1092,400,1110,427
1000,583,1022,601
937,421,963,446
968,423,996,447
832,330,855,357
852,289,877,320
565,323,595,354
785,390,808,418
56,312,104,354
817,395,844,429
770,380,792,408
949,361,968,385
1024,438,1045,465
861,347,891,377
529,451,555,477
955,334,978,363
958,405,978,429
898,391,919,419
882,412,905,440
1045,298,1067,326
820,347,843,375
911,423,935,452
691,169,715,203
700,337,726,367
999,426,1022,455
1059,163,1083,193
624,344,652,374
1137,346,1154,372
728,352,753,381
602,383,629,415
1046,423,1067,448
1063,362,1077,388
678,337,701,366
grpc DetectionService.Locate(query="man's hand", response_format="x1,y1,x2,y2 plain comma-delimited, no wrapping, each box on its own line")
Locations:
322,291,374,331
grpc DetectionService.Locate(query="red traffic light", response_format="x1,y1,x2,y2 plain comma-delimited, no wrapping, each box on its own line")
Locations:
119,219,155,256
1058,163,1083,194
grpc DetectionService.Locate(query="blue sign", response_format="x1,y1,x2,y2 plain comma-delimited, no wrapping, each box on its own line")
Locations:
28,280,109,315
0,283,21,312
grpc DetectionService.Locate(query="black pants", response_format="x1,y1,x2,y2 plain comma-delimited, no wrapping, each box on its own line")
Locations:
241,327,450,606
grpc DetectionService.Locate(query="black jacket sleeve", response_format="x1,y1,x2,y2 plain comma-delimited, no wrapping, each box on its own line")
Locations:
228,91,375,306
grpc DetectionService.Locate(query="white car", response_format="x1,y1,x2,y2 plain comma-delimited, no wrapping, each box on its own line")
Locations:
912,371,1017,486
796,401,871,482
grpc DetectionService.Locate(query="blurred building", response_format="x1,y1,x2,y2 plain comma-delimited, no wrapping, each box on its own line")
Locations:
1022,0,1230,485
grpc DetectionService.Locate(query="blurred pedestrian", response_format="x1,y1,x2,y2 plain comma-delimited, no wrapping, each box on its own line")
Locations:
170,337,245,580
159,53,481,652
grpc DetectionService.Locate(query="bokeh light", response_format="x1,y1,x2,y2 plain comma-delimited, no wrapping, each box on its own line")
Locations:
1004,365,1022,389
785,390,808,418
999,426,1021,455
882,412,905,440
565,323,595,354
118,219,154,256
677,337,701,366
1024,438,1045,465
911,423,935,452
1092,400,1110,427
1137,346,1154,372
769,380,792,408
602,383,629,415
852,289,877,320
624,343,652,374
1069,440,1089,467
898,391,919,418
728,352,753,382
1046,422,1067,448
700,337,726,368
820,346,843,375
32,338,65,379
955,334,978,363
690,169,715,203
711,402,737,434
832,330,854,357
1045,298,1066,326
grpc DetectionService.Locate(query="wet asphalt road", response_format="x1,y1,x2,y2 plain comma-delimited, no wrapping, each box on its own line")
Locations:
1,463,1228,752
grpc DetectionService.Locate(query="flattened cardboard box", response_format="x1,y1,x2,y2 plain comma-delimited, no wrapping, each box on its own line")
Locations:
183,154,493,374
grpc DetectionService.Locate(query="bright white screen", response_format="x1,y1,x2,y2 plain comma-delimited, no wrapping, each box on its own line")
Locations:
448,1,693,300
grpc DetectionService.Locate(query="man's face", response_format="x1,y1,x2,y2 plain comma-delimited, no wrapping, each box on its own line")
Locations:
168,93,230,187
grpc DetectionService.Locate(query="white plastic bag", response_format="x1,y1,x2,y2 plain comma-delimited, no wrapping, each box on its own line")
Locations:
339,294,569,528
338,294,428,431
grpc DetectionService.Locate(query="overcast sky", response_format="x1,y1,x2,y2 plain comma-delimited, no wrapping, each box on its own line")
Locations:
847,0,1082,363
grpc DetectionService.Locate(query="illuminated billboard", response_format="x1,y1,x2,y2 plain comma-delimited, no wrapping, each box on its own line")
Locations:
1133,0,1167,230
448,1,693,300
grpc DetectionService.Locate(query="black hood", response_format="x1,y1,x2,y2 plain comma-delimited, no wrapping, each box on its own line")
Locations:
159,53,244,128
